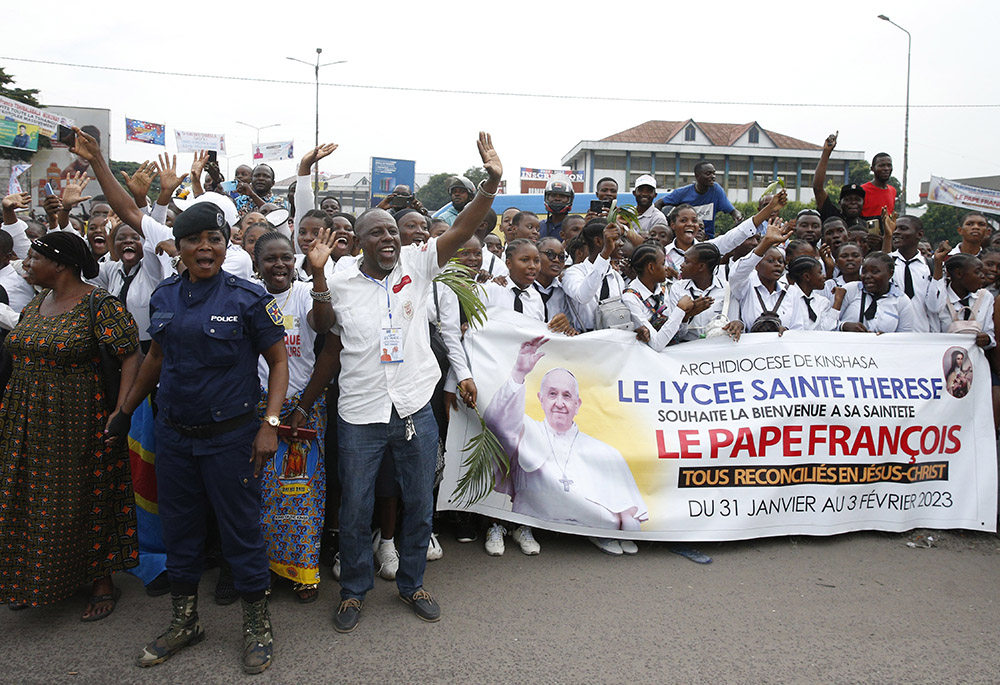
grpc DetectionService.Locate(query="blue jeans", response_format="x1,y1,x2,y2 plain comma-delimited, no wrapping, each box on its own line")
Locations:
338,403,437,601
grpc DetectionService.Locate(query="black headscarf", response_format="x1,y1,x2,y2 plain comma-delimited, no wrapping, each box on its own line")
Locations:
32,232,99,279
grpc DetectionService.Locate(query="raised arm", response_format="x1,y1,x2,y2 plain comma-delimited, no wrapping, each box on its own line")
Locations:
436,132,502,266
120,160,158,209
812,131,837,210
70,126,146,230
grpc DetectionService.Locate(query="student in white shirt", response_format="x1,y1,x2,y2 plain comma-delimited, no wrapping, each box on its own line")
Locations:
533,237,575,334
821,242,863,301
929,252,996,348
561,221,627,332
785,256,844,331
839,252,915,332
884,214,938,332
625,244,707,352
727,219,804,337
671,243,728,342
323,132,501,632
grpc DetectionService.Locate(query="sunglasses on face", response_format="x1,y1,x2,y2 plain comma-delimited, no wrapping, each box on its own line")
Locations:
540,249,566,262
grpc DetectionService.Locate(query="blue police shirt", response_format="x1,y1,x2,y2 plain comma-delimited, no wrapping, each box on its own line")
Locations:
658,183,735,238
149,270,285,426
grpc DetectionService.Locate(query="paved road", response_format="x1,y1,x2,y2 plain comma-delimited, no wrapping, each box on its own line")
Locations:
3,527,999,684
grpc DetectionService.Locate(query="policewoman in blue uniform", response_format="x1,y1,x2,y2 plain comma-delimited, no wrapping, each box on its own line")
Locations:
107,201,288,675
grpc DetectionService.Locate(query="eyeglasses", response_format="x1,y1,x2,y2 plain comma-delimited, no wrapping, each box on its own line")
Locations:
540,250,566,262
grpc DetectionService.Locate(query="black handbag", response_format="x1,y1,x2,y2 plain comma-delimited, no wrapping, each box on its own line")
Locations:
88,289,123,410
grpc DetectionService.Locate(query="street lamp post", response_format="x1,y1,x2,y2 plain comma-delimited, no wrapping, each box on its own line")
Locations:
222,153,245,180
236,122,280,167
287,49,346,208
878,14,911,209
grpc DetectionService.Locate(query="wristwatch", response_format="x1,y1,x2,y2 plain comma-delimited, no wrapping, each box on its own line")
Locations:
264,415,280,428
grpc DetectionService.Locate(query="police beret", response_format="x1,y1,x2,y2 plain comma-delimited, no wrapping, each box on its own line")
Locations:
173,202,230,242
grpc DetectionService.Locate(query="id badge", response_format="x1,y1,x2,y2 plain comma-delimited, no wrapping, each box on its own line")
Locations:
380,327,404,364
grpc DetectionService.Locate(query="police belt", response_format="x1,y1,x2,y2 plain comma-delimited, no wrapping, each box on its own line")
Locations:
165,410,256,438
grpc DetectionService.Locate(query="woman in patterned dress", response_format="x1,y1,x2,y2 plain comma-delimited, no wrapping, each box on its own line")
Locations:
0,232,142,620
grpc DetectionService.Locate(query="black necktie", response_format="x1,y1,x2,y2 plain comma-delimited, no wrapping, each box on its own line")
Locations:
118,266,140,313
960,295,971,320
803,295,817,322
533,284,554,320
513,287,526,313
863,293,880,321
903,258,916,299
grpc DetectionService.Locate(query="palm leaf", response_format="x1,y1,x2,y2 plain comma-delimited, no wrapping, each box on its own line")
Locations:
762,177,786,196
433,259,488,329
608,202,642,233
451,408,511,507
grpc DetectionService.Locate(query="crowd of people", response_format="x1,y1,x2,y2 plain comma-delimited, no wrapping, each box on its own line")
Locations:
0,125,996,675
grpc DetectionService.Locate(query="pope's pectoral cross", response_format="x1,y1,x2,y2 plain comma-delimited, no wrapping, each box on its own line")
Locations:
558,477,574,492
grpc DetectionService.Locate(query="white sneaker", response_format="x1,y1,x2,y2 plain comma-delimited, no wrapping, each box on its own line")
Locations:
426,532,443,561
332,553,341,581
512,526,540,555
619,540,639,555
589,537,623,556
485,523,506,556
375,539,400,580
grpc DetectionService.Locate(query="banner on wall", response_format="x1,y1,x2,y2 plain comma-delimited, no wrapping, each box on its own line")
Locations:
438,311,998,541
175,129,226,153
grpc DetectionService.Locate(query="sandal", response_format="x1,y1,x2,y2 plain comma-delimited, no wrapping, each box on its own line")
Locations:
81,586,122,622
293,583,318,604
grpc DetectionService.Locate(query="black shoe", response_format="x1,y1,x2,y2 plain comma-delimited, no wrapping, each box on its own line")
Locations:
455,516,477,544
399,589,440,623
214,564,238,606
145,571,171,598
333,598,363,633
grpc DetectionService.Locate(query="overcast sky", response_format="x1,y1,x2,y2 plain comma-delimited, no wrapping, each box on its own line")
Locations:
4,0,997,197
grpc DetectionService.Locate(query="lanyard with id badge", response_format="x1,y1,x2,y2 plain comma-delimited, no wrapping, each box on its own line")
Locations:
364,273,404,364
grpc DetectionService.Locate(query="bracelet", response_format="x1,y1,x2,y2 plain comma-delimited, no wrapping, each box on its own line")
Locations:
476,180,497,198
309,288,332,302
292,404,310,420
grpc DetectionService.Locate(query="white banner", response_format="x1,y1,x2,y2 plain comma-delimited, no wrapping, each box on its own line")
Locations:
439,311,998,541
928,175,1000,214
252,140,294,162
174,129,226,153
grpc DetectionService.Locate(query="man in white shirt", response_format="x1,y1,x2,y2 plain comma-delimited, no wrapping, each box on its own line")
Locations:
328,133,501,633
561,221,626,331
483,336,648,539
887,215,938,332
632,175,668,236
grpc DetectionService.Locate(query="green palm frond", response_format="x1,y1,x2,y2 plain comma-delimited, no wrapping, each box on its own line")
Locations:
608,202,642,233
452,408,511,507
762,177,786,196
433,259,488,329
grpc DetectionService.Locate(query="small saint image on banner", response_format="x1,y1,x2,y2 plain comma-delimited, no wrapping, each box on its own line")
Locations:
125,117,166,146
253,141,294,161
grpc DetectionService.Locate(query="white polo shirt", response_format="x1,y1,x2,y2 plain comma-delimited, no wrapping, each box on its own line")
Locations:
330,236,445,424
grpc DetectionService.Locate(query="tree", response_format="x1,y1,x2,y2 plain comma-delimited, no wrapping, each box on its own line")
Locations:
848,160,872,185
464,166,487,187
920,204,970,246
0,67,41,107
416,172,455,211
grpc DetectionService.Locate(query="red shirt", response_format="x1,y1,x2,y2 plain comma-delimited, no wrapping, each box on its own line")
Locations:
861,182,897,218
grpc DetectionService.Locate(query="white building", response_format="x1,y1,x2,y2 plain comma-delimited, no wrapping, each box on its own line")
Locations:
561,119,866,204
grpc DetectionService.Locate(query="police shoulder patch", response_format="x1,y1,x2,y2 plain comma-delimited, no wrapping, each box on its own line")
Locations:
265,298,283,325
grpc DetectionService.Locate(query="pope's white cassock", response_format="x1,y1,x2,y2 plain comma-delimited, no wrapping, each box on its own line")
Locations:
483,378,648,529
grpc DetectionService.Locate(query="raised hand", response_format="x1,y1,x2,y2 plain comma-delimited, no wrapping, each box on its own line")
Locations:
476,132,502,184
824,131,839,152
512,335,548,384
70,126,102,162
765,189,788,214
307,227,336,270
61,171,93,208
2,191,31,212
42,193,63,218
191,150,211,180
156,153,188,196
881,207,897,236
120,160,158,201
761,217,794,247
107,210,123,233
